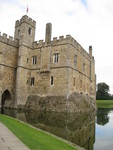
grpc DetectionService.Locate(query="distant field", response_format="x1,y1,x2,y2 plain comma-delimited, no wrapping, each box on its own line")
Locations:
96,100,113,108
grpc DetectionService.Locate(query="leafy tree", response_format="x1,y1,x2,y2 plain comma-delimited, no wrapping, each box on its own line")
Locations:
96,82,110,100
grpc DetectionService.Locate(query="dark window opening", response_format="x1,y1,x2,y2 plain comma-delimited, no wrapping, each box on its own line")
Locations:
27,58,29,63
51,76,54,85
18,30,20,35
31,77,35,86
28,27,32,35
26,80,29,84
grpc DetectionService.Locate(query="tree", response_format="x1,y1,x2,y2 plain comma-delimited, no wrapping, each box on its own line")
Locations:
96,82,110,100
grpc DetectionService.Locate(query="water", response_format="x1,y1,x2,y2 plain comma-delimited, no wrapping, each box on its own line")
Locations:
94,108,113,150
1,108,113,150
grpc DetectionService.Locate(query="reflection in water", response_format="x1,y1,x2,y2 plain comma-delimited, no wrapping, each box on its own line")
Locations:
96,108,110,126
94,108,113,150
1,108,96,150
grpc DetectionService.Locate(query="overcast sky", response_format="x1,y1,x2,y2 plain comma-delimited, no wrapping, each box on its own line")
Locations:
0,0,113,94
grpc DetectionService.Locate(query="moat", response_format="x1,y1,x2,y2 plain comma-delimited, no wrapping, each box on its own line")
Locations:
1,108,113,150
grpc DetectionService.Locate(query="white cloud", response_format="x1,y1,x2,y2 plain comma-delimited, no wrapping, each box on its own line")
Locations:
0,0,113,94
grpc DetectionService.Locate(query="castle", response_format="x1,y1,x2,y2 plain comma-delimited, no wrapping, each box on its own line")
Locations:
0,15,96,112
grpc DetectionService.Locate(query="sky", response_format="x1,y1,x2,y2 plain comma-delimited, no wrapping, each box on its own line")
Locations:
0,0,113,94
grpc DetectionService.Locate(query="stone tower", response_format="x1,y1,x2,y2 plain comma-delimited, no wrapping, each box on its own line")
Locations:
14,15,36,108
14,15,36,46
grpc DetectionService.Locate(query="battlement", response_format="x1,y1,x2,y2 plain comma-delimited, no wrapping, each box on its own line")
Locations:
33,34,91,59
52,35,93,59
15,15,36,27
0,32,18,47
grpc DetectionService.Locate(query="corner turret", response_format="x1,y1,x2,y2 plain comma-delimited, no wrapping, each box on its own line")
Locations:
14,15,36,47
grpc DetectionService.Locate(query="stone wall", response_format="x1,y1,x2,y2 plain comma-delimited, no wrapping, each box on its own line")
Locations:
25,92,96,113
0,39,18,108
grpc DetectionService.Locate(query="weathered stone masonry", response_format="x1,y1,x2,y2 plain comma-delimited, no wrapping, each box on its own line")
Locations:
0,15,96,112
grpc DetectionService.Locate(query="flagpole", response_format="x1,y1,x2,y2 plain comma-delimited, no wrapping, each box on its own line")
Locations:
26,5,28,14
26,0,29,14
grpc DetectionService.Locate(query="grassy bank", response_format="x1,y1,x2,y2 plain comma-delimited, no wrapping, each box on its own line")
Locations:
96,100,113,108
0,114,78,150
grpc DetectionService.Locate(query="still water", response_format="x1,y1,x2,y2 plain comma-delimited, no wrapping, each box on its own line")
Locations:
1,108,113,150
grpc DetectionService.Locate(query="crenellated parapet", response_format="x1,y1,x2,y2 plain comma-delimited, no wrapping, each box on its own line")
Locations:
15,15,36,28
0,33,19,47
33,34,92,59
53,35,91,59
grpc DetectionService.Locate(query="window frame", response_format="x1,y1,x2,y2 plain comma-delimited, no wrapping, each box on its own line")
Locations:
32,56,37,65
31,77,35,86
53,53,59,63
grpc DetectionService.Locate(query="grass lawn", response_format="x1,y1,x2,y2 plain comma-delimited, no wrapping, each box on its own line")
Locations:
0,114,78,150
96,100,113,108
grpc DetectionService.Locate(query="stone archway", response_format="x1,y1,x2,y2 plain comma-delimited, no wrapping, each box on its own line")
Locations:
1,90,11,108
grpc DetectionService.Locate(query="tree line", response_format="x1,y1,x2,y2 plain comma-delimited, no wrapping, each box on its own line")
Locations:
96,82,113,100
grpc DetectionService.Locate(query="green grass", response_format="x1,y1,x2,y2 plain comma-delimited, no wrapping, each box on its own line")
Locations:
0,114,78,150
96,100,113,108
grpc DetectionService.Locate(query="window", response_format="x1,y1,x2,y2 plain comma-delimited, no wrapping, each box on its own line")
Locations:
18,30,20,36
73,77,75,86
31,77,35,86
51,76,54,85
74,55,77,67
27,58,29,63
82,63,85,72
32,56,37,65
80,80,82,88
28,27,32,35
26,80,28,84
53,53,59,63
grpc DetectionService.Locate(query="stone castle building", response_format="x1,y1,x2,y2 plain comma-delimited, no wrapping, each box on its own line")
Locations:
0,15,96,112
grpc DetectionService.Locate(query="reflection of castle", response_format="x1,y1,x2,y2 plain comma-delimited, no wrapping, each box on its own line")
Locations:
0,15,96,112
4,109,95,150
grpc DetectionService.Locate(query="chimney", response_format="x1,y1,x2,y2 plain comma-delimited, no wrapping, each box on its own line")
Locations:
45,23,52,44
89,46,92,58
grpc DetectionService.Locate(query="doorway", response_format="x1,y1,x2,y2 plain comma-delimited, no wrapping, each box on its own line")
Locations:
1,90,11,108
